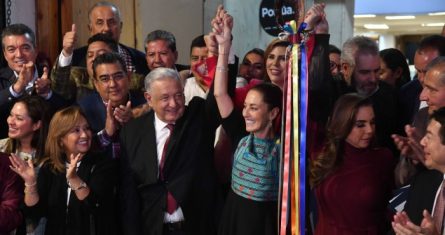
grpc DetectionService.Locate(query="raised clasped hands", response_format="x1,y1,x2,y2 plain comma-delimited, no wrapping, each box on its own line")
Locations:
304,3,328,34
211,5,233,48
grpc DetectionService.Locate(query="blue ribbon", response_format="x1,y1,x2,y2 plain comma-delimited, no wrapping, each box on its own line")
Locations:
299,37,308,235
297,22,308,35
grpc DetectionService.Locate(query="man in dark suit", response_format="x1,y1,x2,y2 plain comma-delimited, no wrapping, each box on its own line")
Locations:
0,23,66,138
392,107,445,235
77,52,145,159
391,58,445,234
119,67,224,235
71,2,148,76
399,35,445,126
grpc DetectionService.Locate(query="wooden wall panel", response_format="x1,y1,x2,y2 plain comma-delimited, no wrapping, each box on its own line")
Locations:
35,0,60,65
136,0,204,64
60,0,73,42
35,0,136,64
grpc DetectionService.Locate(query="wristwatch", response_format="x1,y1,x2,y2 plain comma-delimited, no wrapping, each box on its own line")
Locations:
68,181,87,191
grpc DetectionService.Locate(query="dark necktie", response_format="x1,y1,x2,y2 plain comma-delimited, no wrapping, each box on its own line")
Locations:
160,124,177,214
434,180,445,233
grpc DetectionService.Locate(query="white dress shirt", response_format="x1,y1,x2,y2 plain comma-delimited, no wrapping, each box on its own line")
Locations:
431,174,445,235
154,113,185,223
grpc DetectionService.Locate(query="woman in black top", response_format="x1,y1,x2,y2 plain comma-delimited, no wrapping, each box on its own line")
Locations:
10,106,118,235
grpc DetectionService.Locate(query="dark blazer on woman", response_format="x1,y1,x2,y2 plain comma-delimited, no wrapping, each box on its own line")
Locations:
26,152,118,235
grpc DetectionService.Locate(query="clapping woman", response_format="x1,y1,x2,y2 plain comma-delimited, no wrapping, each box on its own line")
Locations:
10,106,118,235
0,96,51,234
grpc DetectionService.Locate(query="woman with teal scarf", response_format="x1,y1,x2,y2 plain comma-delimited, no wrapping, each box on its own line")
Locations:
211,7,282,235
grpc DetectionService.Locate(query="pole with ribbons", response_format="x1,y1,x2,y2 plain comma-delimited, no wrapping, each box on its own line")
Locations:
275,0,310,234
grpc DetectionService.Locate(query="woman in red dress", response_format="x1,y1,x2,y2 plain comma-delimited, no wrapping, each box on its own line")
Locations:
310,93,395,235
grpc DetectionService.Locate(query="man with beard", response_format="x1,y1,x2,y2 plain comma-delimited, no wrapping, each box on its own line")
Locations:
340,36,399,154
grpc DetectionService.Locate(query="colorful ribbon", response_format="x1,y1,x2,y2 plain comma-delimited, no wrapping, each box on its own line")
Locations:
279,44,293,235
298,33,309,235
278,19,310,235
291,43,300,235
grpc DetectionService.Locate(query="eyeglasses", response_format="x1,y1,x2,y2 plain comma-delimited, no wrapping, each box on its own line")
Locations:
330,61,340,71
96,71,126,84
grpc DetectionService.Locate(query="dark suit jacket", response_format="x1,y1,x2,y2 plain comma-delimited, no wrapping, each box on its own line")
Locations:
25,152,118,235
0,67,68,138
77,91,146,133
371,81,400,154
51,60,146,105
72,43,149,76
119,96,222,235
404,169,443,225
399,79,422,126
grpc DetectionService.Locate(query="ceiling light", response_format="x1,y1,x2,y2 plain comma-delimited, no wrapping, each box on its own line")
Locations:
364,24,389,29
428,12,445,16
385,15,415,20
421,23,445,27
354,14,376,18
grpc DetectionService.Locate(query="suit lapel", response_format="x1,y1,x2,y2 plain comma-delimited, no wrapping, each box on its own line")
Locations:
4,68,16,85
133,112,159,183
162,109,188,175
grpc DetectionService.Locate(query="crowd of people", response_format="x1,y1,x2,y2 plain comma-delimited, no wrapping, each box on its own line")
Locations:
1,1,445,235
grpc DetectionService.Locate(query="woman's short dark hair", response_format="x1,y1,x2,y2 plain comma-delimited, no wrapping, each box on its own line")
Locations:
249,83,283,111
379,48,410,87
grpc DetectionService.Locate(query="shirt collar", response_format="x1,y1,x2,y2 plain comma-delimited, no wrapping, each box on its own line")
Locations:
154,113,174,133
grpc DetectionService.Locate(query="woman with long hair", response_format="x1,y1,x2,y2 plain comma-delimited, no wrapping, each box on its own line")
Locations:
0,96,51,163
263,39,291,90
0,96,51,234
9,106,118,235
311,93,394,234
